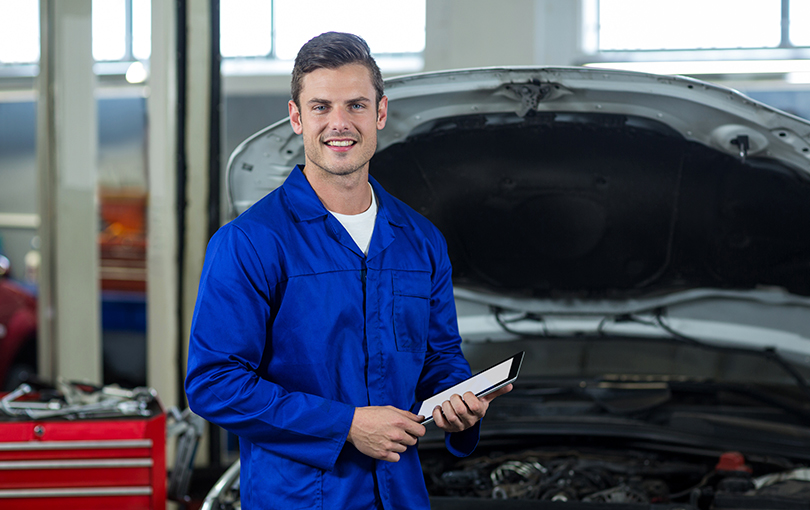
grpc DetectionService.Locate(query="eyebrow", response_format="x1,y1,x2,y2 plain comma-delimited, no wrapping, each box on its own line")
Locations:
307,96,372,106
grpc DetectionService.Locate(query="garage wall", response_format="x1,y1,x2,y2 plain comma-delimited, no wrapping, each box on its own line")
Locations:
424,0,583,71
2,0,810,390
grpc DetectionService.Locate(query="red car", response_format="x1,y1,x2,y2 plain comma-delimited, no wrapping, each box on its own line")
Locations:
0,255,37,391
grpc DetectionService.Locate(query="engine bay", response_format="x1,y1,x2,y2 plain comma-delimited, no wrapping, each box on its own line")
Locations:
423,443,810,509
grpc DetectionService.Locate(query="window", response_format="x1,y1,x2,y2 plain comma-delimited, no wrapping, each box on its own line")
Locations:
0,0,150,66
131,0,151,61
586,0,810,80
219,0,274,58
791,0,810,47
93,0,128,61
272,0,426,60
1,0,424,72
0,0,39,64
92,0,151,62
219,0,426,69
598,0,782,51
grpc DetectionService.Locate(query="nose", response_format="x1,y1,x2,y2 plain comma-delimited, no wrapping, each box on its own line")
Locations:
327,107,351,132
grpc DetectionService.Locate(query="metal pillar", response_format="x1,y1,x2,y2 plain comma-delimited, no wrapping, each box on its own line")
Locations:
147,0,180,410
36,0,101,384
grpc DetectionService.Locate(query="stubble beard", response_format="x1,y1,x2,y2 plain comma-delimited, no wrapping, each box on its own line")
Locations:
304,134,376,179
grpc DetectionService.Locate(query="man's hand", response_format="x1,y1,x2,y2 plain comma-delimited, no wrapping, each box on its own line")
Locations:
347,406,426,463
432,384,513,433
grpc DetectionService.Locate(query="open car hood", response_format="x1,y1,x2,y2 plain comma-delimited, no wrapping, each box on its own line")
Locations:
215,68,810,510
227,66,810,358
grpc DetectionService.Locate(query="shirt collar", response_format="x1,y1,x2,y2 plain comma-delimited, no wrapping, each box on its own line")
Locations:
283,165,407,228
282,166,329,222
369,174,407,228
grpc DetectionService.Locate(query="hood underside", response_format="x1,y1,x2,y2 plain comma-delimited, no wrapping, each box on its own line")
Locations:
228,67,810,301
370,110,810,299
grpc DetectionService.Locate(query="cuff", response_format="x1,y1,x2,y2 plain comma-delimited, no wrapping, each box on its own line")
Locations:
445,420,481,457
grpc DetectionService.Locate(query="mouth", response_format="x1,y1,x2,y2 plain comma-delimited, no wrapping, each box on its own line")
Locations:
324,139,357,148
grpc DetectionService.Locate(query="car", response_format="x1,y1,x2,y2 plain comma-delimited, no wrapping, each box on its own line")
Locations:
203,66,810,510
0,254,37,391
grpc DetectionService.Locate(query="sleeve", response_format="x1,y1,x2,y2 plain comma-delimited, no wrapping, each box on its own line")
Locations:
184,224,356,471
415,229,481,457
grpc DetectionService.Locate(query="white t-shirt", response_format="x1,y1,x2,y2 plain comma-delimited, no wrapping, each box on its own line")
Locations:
329,184,377,255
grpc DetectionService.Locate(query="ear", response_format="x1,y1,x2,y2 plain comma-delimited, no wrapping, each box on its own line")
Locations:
289,100,303,135
376,95,388,130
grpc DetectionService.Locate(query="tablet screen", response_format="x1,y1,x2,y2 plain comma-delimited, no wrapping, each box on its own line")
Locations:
418,351,523,422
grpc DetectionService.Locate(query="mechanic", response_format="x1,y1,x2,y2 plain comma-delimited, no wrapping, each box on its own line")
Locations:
185,31,510,509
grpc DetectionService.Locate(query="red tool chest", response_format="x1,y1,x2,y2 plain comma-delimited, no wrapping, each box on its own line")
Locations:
0,399,165,510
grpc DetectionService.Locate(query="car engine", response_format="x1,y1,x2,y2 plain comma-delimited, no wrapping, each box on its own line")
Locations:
423,446,810,509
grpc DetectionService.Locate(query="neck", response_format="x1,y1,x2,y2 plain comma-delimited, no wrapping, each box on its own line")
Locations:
302,165,372,215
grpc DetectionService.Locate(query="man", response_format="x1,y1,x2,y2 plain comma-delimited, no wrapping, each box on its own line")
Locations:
185,32,510,509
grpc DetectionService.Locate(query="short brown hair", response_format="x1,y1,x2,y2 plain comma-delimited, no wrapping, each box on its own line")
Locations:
291,32,384,110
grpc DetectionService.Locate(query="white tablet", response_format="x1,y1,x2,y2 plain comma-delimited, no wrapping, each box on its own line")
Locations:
418,351,524,424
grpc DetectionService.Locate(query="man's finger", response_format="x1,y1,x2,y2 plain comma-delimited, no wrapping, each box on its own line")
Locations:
392,407,426,423
441,400,464,430
448,394,474,422
460,392,485,417
432,405,446,428
394,430,419,447
381,451,401,463
390,440,408,453
481,383,513,403
457,394,474,414
401,419,426,439
395,409,428,434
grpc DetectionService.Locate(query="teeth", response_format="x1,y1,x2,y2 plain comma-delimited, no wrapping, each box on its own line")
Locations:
327,140,354,147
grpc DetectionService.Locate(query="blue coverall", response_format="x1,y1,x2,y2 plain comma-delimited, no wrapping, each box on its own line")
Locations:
186,166,479,509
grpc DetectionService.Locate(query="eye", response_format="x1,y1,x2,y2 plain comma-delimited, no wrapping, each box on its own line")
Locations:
351,103,366,110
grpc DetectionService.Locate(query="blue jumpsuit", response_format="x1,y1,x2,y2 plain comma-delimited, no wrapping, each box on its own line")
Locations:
185,166,479,509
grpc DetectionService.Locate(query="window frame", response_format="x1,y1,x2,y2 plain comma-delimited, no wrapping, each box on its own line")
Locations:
581,0,810,83
218,0,427,78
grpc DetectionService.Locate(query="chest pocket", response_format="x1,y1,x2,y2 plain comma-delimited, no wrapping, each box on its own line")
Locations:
392,270,431,352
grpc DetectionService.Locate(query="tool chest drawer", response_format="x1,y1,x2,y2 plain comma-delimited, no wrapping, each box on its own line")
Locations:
0,400,165,509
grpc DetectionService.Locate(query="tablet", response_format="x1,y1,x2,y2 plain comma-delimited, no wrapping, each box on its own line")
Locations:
418,351,524,424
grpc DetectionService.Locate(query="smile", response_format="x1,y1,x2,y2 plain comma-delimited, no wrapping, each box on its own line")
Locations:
325,140,356,147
